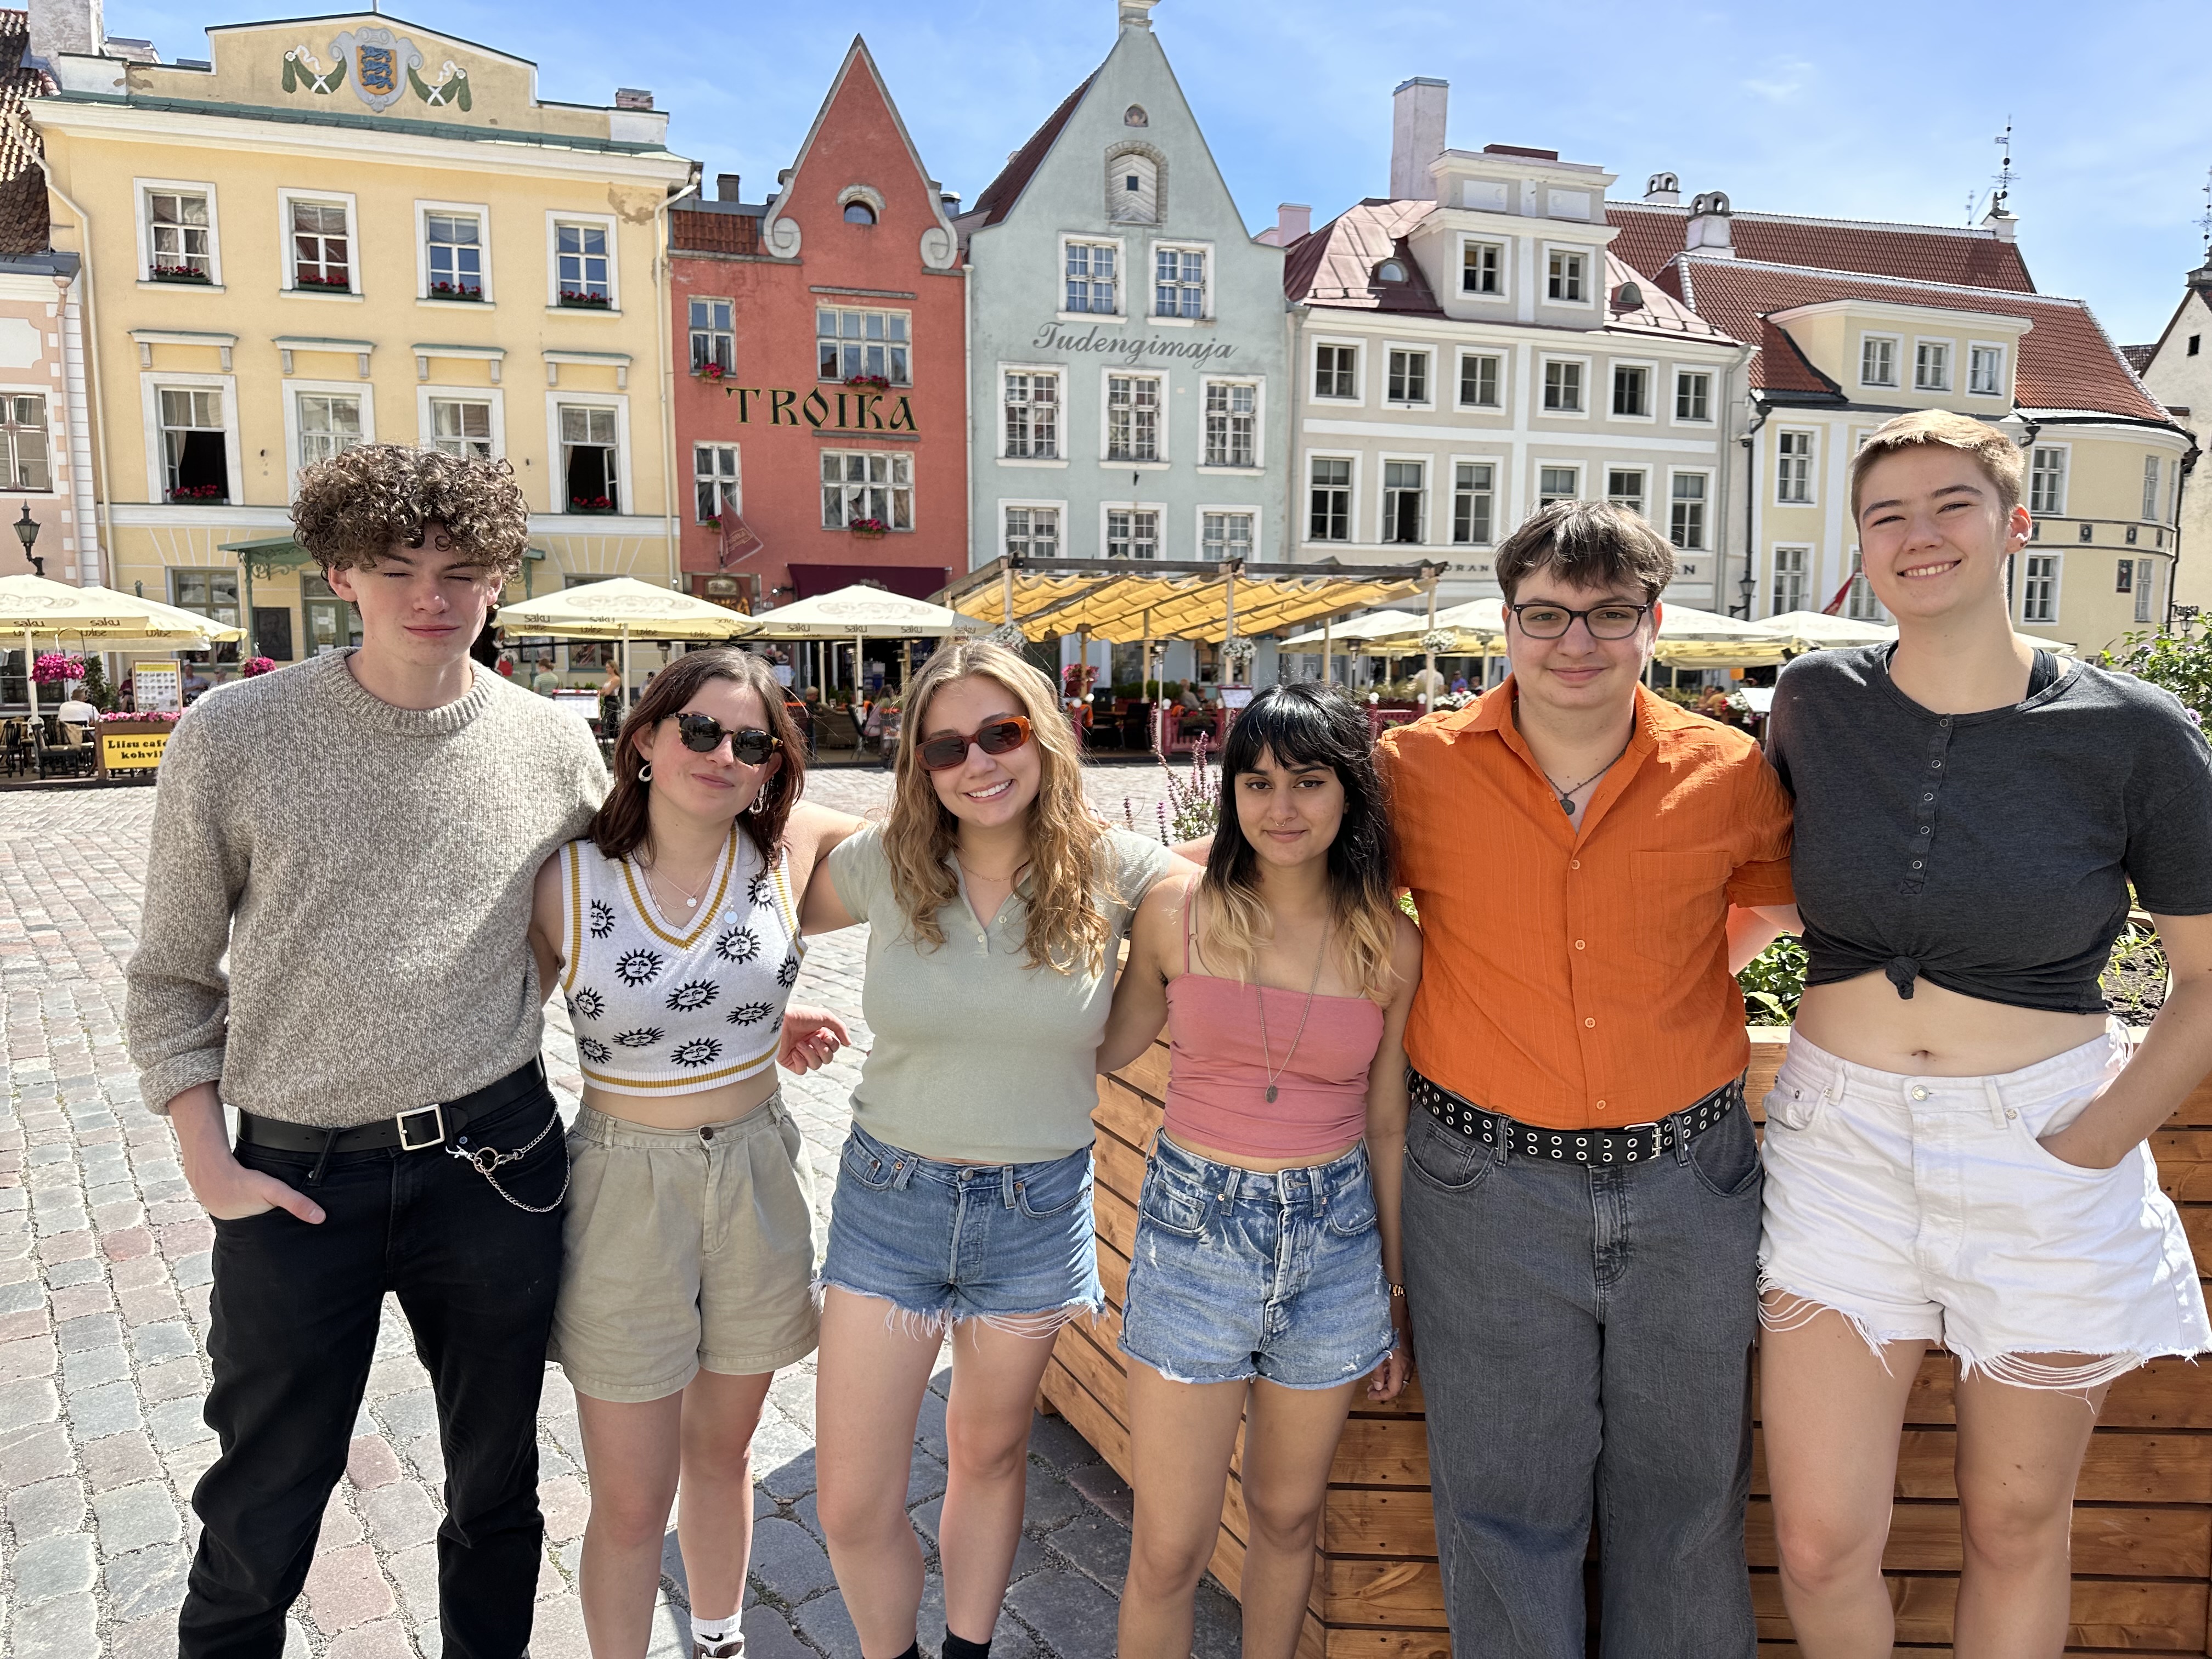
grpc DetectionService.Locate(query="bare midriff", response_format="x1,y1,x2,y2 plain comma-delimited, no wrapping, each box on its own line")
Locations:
1793,972,2109,1078
1161,1129,1364,1177
580,1069,782,1133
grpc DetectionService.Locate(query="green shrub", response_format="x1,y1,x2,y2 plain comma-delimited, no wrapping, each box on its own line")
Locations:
2102,615,2212,727
1737,935,1808,1025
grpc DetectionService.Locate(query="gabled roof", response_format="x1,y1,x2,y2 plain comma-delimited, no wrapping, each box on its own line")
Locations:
1607,201,2037,294
2131,272,2212,375
0,10,50,258
969,72,1096,229
1284,199,1441,313
1672,257,2166,420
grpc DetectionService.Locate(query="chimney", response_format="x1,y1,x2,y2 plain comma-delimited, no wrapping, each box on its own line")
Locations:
1980,200,2018,242
29,0,105,60
614,88,654,110
940,189,963,215
715,173,741,203
1390,77,1448,202
1256,202,1312,247
1644,171,1680,206
1685,190,1734,256
1118,0,1159,27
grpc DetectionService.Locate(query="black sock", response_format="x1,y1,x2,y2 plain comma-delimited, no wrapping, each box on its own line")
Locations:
943,1634,992,1659
880,1645,921,1659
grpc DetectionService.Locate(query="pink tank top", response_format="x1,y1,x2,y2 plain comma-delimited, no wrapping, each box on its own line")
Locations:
1162,887,1385,1160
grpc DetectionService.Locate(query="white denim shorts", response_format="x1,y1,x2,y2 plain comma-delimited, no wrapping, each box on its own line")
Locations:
1757,1024,2208,1389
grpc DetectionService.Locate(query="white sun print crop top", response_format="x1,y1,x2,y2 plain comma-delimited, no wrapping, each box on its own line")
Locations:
557,826,805,1096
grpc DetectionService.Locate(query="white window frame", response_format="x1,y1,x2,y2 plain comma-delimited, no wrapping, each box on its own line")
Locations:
2028,442,2070,517
687,297,736,376
1542,243,1594,308
0,388,53,493
998,363,1066,466
140,372,242,505
276,188,359,297
1058,233,1126,321
1538,353,1591,419
1459,235,1507,301
1100,370,1168,466
2142,454,2163,523
1197,375,1263,473
1671,366,1714,425
1604,466,1648,518
281,379,375,487
820,448,915,533
1966,341,2006,399
1195,504,1262,562
1304,450,1358,545
1311,336,1364,405
1667,467,1713,552
545,210,620,312
1148,239,1212,324
1377,452,1432,546
1383,342,1435,410
416,199,493,303
1775,427,1818,506
1859,332,1901,390
815,305,912,386
1002,499,1068,560
543,390,634,515
2019,551,2061,625
1608,358,1656,422
1099,500,1168,559
2135,558,2156,624
416,385,505,462
1770,544,1812,616
1450,456,1499,547
692,442,740,523
1457,349,1503,410
1912,337,1954,394
136,177,223,288
1536,460,1583,507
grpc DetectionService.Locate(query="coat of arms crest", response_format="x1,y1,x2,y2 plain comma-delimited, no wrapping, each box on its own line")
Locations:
331,26,422,114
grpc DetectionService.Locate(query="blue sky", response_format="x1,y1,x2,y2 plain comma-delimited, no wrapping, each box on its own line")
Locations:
111,0,2212,345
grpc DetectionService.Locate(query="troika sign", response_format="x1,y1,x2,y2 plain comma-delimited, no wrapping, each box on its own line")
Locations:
711,387,919,433
1028,321,1241,368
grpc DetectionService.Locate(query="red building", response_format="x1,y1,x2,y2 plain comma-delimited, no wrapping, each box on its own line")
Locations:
669,40,966,611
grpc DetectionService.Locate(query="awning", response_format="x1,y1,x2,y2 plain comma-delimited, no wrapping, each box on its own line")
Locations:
939,557,1441,645
788,563,950,602
219,536,548,579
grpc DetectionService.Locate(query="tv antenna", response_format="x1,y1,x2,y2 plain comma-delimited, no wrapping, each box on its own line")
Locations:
2198,163,2211,255
1990,119,2017,213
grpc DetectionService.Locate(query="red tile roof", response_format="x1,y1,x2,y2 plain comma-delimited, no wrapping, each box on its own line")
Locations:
1607,202,2037,294
1673,258,2166,420
969,73,1096,229
0,10,50,258
669,207,763,258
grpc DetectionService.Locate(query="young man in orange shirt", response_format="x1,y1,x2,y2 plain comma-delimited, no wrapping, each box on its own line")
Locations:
1383,501,1796,1658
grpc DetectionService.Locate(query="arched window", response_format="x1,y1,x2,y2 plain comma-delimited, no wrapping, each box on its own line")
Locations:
843,201,877,225
1109,150,1159,224
1124,104,1148,126
1376,259,1406,283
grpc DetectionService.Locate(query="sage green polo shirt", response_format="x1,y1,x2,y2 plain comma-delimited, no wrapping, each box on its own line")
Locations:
827,823,1175,1164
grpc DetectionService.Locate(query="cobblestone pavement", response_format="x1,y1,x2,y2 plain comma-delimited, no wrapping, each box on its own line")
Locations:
0,760,1238,1659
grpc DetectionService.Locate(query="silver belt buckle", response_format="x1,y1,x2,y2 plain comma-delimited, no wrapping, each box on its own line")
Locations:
397,1104,447,1152
1621,1121,1661,1138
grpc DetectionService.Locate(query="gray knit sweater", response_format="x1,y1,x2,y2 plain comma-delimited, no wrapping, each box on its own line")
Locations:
125,651,607,1127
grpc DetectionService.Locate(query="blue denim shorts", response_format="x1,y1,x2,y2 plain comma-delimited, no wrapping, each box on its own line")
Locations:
1119,1135,1396,1390
817,1123,1102,1336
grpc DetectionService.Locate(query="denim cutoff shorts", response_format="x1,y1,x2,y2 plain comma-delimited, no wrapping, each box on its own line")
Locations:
1119,1135,1396,1390
817,1123,1102,1336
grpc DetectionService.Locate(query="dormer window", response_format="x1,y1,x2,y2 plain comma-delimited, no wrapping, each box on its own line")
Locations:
843,202,877,225
1376,259,1406,284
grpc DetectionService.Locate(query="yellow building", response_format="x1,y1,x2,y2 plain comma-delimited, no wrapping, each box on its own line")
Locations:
29,6,695,683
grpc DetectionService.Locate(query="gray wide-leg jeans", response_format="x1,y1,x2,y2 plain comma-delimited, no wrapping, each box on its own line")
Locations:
1401,1093,1763,1659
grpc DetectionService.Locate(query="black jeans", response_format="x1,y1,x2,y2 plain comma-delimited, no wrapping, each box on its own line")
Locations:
179,1082,568,1659
1402,1093,1764,1659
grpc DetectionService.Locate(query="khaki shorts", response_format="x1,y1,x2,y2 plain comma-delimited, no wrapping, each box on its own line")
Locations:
550,1094,821,1402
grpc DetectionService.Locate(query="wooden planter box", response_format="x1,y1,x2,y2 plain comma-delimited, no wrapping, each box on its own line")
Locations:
1045,1033,2212,1657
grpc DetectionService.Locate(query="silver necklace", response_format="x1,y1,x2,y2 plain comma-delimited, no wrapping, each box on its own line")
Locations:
1255,925,1331,1104
1542,736,1633,815
641,845,718,910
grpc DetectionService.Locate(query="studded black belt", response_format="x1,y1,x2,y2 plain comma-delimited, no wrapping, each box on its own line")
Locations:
1410,1069,1742,1167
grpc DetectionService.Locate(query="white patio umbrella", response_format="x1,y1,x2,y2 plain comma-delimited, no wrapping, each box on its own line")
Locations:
493,577,760,699
1757,610,1898,650
0,574,235,725
740,584,983,701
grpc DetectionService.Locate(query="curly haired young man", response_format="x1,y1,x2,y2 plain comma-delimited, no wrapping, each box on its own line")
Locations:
126,446,607,1659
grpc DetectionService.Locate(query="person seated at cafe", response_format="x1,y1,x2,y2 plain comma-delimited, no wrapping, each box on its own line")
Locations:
55,692,98,729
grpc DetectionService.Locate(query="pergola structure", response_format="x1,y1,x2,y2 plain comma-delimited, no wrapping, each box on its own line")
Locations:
221,535,552,662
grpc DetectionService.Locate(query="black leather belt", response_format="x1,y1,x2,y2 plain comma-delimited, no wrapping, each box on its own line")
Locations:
235,1060,549,1158
1410,1069,1742,1167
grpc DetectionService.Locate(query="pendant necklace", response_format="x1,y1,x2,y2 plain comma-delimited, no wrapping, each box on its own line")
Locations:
1255,925,1331,1104
641,844,718,911
1543,736,1633,816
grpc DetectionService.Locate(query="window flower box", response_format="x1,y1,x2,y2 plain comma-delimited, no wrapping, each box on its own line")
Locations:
844,373,892,392
149,266,212,285
98,710,184,724
558,291,612,310
292,272,351,292
848,517,890,540
569,495,617,515
702,515,721,529
167,485,225,504
428,281,484,302
693,362,729,381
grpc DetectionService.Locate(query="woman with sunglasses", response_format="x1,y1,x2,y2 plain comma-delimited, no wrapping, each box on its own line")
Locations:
797,639,1187,1659
527,647,860,1659
1098,684,1419,1659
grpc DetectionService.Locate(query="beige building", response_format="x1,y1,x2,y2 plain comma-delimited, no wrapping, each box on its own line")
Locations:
2130,257,2210,616
1610,189,2190,653
27,3,693,683
1280,80,1747,610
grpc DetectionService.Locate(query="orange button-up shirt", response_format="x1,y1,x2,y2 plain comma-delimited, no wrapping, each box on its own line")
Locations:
1380,680,1794,1130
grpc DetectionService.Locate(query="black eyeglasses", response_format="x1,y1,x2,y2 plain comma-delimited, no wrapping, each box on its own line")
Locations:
672,713,780,765
1508,602,1651,640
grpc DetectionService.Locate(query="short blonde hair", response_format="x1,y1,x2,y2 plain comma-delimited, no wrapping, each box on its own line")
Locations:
1848,410,2024,522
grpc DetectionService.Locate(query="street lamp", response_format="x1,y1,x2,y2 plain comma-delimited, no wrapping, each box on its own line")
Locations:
1737,562,1757,619
12,503,42,578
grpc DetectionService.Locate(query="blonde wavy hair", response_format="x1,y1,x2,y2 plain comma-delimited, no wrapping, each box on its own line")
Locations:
884,640,1114,975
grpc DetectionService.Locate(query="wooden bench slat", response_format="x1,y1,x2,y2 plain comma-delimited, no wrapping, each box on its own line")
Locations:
1746,1500,2211,1578
1750,1572,2209,1650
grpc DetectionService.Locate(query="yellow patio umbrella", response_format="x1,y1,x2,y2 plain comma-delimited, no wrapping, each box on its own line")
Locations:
0,574,238,724
493,577,760,699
